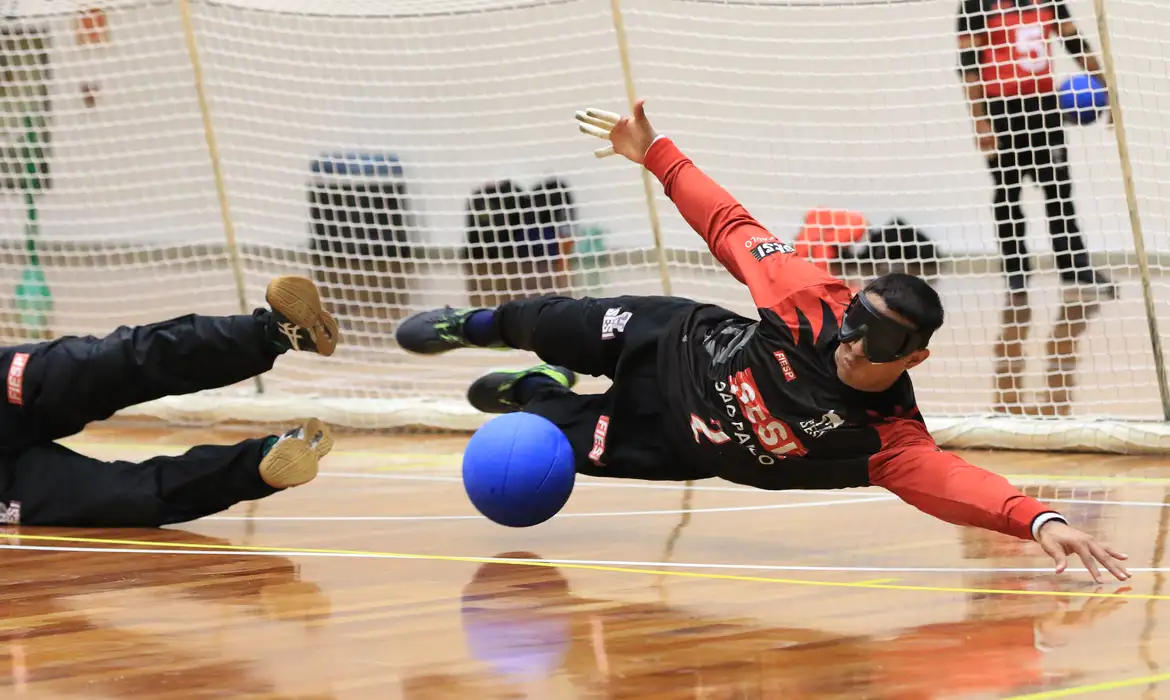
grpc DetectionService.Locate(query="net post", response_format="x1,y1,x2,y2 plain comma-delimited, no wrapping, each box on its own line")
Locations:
609,0,672,296
1093,0,1170,420
177,0,263,393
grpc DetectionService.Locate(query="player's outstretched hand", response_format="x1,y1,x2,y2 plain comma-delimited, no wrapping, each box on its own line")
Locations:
575,99,658,163
1036,520,1130,583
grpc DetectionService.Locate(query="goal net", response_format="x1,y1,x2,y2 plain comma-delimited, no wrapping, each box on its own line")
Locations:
2,0,1169,452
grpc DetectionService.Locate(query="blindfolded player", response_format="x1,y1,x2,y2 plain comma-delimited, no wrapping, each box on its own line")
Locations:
397,101,1128,583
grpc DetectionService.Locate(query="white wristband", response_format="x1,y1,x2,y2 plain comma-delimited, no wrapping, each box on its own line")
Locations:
1032,512,1067,540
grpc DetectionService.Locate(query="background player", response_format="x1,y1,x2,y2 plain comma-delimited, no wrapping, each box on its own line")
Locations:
956,0,1114,414
397,101,1128,583
0,276,338,527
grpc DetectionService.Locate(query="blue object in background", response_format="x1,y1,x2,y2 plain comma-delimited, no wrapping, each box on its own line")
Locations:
462,413,576,528
1059,74,1108,125
310,151,404,178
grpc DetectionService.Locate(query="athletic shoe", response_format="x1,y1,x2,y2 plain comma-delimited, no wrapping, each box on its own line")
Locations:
266,276,341,356
467,364,577,414
259,417,334,488
395,306,501,354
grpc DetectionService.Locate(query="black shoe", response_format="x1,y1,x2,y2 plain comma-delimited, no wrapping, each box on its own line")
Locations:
467,364,577,414
1060,268,1118,301
266,277,340,356
395,306,500,355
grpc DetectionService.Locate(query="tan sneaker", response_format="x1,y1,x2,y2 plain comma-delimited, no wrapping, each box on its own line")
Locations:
259,418,334,488
266,276,341,357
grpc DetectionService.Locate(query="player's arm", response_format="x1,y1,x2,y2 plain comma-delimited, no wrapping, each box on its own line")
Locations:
868,419,1130,582
575,101,846,311
1055,2,1107,90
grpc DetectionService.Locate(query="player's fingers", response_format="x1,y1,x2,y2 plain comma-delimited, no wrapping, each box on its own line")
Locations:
593,145,615,159
578,123,612,141
1074,544,1104,584
576,111,615,132
633,99,647,122
1040,539,1067,574
1104,544,1129,561
585,108,621,125
1092,543,1132,581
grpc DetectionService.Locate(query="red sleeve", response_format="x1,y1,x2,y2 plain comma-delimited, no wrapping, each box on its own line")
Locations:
868,420,1057,540
643,137,852,314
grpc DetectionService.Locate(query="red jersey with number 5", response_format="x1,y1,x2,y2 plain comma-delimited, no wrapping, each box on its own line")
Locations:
958,0,1070,99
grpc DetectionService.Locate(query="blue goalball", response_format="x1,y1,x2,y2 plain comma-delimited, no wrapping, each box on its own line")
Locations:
462,413,576,527
1059,74,1108,125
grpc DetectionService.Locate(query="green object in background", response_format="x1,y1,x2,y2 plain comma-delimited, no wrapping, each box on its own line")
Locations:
15,113,52,338
573,226,608,296
2,28,54,340
15,264,51,333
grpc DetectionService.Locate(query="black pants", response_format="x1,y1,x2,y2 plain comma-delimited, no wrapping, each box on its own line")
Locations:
988,94,1091,291
0,310,284,527
495,295,710,482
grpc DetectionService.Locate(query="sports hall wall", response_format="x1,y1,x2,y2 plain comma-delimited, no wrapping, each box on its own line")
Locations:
0,0,1166,264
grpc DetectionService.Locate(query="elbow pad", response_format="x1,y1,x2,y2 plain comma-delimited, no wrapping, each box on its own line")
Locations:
958,47,980,75
1064,35,1088,56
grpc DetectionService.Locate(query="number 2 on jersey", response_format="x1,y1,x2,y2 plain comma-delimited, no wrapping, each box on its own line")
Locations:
690,414,731,444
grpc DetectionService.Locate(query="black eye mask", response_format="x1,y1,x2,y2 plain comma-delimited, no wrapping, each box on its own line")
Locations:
837,294,932,363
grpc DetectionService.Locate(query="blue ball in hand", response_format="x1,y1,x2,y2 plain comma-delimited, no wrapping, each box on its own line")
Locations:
1059,74,1108,125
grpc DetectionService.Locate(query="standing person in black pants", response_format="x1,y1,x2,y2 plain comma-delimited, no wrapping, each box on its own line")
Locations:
0,276,340,527
957,0,1115,415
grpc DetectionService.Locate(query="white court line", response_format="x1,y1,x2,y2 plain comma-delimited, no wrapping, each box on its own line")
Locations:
203,495,897,522
1048,498,1170,508
320,471,880,497
0,543,1157,575
320,472,1170,510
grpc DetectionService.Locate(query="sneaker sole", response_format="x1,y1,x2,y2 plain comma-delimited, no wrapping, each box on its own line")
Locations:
266,276,341,357
260,438,318,489
260,418,333,488
305,416,335,460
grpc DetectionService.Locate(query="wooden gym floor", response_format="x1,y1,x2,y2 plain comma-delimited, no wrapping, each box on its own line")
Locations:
3,424,1170,699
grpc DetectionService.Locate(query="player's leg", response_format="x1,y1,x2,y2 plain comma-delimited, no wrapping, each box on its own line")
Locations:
993,290,1032,414
522,384,712,482
0,419,332,527
1034,95,1116,297
2,276,337,448
990,147,1029,294
397,295,695,380
1037,157,1116,297
988,102,1034,414
1039,292,1101,416
465,339,710,482
987,98,1032,294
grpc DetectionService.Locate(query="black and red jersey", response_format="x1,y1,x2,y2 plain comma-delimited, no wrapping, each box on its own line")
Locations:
645,137,1054,540
958,0,1071,99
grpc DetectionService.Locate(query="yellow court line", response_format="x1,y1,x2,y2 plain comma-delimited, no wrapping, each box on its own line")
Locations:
10,533,1166,602
854,578,900,585
1004,671,1170,699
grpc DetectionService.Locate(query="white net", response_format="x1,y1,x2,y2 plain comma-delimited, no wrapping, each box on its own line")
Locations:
0,0,1168,450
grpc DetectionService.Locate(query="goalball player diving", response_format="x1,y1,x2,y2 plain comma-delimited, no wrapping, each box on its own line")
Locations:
397,102,1129,583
